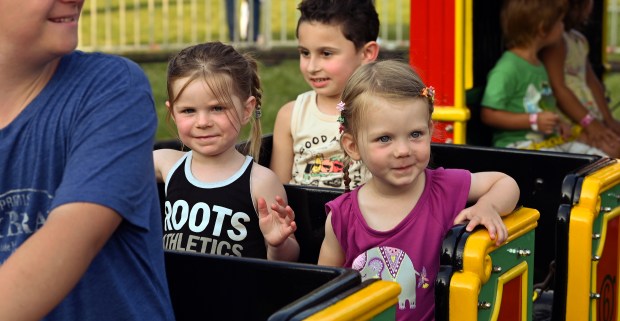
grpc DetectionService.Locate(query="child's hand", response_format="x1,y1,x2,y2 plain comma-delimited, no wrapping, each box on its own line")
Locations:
454,202,508,246
605,118,620,137
583,120,619,145
257,196,297,247
558,121,573,140
537,111,560,135
580,121,620,154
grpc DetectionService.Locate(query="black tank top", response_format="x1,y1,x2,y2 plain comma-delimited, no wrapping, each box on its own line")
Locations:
163,152,267,259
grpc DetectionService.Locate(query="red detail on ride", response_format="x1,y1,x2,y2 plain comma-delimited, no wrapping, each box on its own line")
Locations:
597,217,618,321
410,0,455,107
431,121,454,143
499,274,522,321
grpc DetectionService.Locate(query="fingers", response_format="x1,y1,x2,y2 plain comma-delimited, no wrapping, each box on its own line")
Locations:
453,211,466,225
257,197,269,218
270,202,295,221
454,209,508,246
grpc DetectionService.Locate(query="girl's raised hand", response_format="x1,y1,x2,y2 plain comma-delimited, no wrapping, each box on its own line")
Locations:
257,196,297,247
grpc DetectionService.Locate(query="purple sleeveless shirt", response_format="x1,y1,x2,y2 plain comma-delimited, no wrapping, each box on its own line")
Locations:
327,167,471,321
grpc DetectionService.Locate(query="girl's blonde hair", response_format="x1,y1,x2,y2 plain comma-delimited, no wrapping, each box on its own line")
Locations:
166,42,263,160
339,59,434,190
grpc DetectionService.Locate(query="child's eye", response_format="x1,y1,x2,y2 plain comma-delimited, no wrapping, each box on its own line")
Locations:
410,131,423,139
298,49,310,57
211,105,225,112
322,51,333,57
179,108,195,114
378,136,391,143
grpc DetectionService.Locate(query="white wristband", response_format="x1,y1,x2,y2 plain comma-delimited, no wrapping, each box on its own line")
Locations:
529,113,539,131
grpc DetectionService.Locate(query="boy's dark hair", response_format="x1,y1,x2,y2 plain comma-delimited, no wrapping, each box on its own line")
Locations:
500,0,567,49
295,0,379,51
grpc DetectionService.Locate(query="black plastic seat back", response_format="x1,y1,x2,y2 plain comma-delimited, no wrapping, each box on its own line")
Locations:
284,185,343,264
165,251,359,321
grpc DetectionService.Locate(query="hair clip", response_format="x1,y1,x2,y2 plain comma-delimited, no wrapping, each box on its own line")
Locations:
336,101,346,133
254,108,262,119
421,86,435,104
336,101,346,112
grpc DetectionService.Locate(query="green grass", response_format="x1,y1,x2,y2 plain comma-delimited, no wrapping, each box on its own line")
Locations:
141,58,308,141
79,0,410,49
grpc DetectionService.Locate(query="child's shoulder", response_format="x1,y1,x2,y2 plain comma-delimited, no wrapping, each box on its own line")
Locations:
566,29,587,43
155,146,185,155
427,167,471,184
154,148,186,164
153,148,187,181
277,91,314,114
488,51,533,76
251,162,283,187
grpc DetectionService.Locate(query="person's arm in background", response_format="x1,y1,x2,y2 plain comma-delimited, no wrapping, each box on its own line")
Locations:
0,204,122,320
585,59,620,135
481,107,560,135
541,36,619,145
270,101,295,184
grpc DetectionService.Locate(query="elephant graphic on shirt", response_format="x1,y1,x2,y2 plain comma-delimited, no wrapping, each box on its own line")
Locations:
352,246,421,310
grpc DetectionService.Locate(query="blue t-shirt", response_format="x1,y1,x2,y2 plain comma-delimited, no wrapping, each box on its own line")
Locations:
0,51,174,320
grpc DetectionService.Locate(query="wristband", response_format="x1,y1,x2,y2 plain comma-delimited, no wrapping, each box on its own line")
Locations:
580,113,594,127
529,113,539,131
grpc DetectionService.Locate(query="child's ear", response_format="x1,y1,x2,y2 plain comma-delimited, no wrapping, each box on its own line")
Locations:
361,41,380,63
166,100,175,119
341,133,362,161
241,96,257,124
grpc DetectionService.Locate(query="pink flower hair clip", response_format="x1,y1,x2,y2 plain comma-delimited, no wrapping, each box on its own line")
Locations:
421,86,435,104
336,101,346,112
337,101,346,133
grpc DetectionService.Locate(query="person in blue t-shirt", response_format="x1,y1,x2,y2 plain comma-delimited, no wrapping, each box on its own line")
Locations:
0,0,175,320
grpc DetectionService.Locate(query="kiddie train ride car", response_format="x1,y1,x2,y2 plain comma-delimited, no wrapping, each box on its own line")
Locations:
156,134,620,321
410,0,620,320
155,0,620,320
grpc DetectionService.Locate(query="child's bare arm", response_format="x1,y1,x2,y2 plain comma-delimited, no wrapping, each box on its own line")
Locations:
318,213,345,267
252,165,299,261
0,203,122,320
585,62,620,135
481,107,559,134
454,172,519,246
153,149,185,183
541,37,620,143
270,101,296,184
